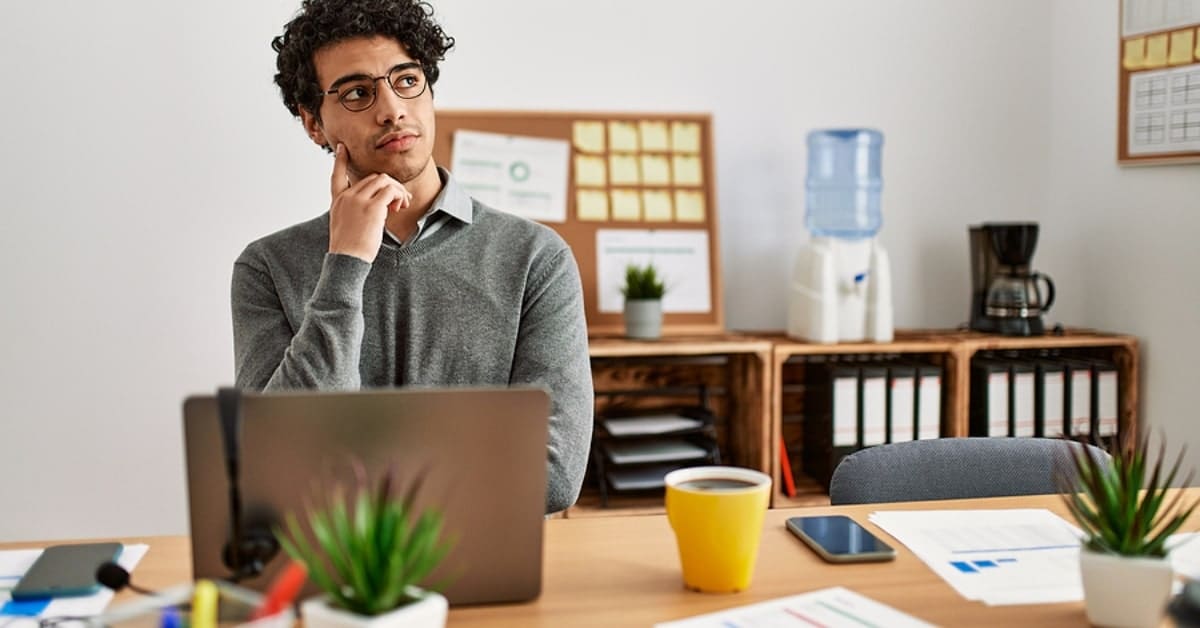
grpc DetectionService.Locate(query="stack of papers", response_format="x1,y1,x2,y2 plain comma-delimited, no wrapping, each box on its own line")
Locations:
654,586,933,627
869,509,1085,606
0,544,148,627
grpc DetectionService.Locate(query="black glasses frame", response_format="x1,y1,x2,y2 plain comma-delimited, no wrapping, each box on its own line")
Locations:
321,62,427,112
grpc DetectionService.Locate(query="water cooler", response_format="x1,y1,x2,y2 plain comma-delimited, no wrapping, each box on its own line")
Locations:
787,129,894,343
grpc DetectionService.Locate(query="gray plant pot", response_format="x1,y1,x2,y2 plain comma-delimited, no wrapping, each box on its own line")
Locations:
624,299,663,340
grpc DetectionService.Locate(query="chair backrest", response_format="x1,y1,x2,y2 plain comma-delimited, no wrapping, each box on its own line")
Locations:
828,437,1110,505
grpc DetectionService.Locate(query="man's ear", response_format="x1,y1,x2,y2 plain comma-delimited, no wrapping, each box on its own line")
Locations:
299,108,330,150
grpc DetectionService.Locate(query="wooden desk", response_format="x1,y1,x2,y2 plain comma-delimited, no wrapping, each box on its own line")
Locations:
7,491,1194,627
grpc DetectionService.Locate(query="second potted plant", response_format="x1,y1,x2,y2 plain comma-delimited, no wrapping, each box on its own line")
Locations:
621,262,667,340
276,467,453,628
1059,434,1199,628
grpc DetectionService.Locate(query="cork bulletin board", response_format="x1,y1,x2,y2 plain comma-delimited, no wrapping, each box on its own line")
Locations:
1118,0,1200,164
433,110,724,335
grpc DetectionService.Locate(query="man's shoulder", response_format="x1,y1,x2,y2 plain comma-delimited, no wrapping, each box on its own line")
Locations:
236,214,329,268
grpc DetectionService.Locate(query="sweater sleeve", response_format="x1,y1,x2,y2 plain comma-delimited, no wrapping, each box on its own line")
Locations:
510,247,594,513
232,252,370,391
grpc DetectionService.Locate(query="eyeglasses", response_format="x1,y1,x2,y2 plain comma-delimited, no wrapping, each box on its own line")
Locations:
322,62,427,112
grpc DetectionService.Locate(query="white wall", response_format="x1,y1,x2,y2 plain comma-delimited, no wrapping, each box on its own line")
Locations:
1043,1,1200,466
0,0,1096,542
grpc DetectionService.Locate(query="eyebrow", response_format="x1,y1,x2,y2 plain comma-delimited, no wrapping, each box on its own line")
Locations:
327,62,422,92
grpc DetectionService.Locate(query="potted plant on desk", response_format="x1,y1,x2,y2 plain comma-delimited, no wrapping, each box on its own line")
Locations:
622,262,667,340
277,467,453,628
1058,433,1200,628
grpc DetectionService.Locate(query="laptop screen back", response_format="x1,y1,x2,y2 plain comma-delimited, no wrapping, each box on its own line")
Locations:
182,387,549,605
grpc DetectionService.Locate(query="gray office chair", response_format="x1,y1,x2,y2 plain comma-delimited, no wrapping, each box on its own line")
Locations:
828,437,1111,505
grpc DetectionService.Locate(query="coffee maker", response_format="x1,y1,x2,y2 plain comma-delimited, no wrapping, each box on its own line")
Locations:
968,222,1056,336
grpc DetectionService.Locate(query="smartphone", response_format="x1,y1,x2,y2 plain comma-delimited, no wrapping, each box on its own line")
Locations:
786,515,896,563
11,542,123,600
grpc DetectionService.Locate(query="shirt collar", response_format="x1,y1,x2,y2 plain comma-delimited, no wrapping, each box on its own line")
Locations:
430,166,474,225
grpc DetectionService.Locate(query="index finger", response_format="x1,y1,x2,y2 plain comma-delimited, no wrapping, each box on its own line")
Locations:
330,143,349,199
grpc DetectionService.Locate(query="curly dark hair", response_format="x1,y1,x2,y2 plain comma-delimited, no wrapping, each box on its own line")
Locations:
272,0,455,121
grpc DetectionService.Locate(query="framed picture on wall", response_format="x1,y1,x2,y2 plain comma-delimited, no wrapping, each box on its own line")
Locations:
1118,0,1200,165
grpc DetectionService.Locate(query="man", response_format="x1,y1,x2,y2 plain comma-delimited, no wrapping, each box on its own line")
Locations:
232,0,592,513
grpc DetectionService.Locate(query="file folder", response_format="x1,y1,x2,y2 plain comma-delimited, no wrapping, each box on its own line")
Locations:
915,364,942,440
887,364,917,443
1062,359,1094,439
971,359,1010,437
1090,359,1120,441
861,365,888,447
803,362,860,490
1009,361,1036,438
1034,360,1066,438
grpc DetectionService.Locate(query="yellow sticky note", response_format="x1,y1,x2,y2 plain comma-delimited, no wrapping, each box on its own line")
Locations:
1169,29,1196,65
574,155,607,187
1195,27,1200,60
671,121,702,153
639,121,671,151
576,189,608,221
1145,33,1169,68
640,155,672,185
1123,37,1146,70
609,154,640,185
672,155,703,186
609,121,640,152
611,189,641,221
642,190,673,221
573,121,605,153
675,190,706,222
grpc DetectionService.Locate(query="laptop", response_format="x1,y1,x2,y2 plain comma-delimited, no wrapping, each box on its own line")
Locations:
182,387,550,605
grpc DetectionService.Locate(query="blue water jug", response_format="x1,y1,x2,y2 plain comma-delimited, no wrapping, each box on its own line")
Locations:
805,129,883,239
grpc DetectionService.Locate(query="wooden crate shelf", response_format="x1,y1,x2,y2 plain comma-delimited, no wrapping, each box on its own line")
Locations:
767,329,1139,507
567,329,1139,513
566,334,772,518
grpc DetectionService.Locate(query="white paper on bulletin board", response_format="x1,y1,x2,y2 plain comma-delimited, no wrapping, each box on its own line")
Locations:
451,129,569,222
596,229,711,313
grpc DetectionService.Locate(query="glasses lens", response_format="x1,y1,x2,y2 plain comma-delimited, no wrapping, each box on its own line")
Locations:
389,66,426,99
338,83,375,112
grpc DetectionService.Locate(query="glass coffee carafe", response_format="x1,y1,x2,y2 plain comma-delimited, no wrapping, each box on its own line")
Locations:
985,271,1055,321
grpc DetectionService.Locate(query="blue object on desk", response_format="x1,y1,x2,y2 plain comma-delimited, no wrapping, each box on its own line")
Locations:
2,597,52,616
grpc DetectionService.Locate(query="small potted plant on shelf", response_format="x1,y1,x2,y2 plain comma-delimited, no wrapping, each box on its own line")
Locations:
276,466,453,628
1058,433,1199,628
621,262,667,340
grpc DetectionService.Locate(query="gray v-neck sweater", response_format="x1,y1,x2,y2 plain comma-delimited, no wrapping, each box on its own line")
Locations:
230,197,593,513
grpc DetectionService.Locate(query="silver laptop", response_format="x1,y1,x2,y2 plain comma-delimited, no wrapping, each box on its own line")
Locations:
182,387,549,605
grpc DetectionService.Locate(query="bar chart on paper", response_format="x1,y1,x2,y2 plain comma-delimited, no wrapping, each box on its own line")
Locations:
869,509,1086,606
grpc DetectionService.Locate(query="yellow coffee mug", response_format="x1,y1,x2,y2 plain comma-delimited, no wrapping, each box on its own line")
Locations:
664,466,772,593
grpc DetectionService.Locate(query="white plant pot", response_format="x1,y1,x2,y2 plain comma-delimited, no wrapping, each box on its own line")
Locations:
301,588,448,628
624,299,663,339
1079,548,1173,628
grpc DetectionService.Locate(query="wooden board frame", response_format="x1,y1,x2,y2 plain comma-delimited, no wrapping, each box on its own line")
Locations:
433,110,724,335
1117,0,1200,165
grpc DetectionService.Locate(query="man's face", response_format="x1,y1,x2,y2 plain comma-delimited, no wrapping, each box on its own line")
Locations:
300,36,436,186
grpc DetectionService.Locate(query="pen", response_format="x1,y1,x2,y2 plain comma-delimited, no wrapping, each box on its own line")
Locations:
191,579,218,628
251,561,308,619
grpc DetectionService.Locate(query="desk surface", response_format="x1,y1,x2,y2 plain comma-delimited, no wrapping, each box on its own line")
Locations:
7,491,1194,627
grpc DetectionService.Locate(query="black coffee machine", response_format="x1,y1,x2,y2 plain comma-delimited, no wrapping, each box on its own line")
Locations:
968,222,1056,336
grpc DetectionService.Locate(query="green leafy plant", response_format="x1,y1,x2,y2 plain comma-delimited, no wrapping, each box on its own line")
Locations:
621,263,666,300
276,466,453,616
1058,433,1200,557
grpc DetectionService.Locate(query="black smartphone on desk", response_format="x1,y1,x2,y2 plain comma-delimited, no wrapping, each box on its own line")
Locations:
11,542,123,600
786,515,895,563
